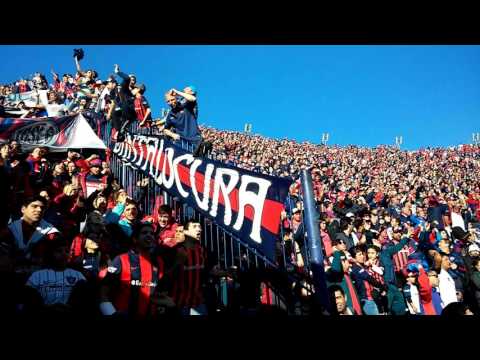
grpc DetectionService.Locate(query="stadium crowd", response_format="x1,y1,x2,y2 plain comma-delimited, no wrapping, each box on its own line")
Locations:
203,126,480,315
1,48,480,316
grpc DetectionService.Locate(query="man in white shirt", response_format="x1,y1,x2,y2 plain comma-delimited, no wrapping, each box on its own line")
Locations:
450,204,466,232
438,254,458,307
29,91,69,117
95,77,117,113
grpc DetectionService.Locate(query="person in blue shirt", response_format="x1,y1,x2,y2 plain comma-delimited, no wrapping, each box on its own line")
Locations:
162,87,202,149
427,269,445,314
107,197,140,238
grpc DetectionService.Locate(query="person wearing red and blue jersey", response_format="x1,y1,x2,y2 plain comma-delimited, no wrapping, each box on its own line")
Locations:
350,246,386,315
99,222,166,317
131,84,152,127
168,219,208,316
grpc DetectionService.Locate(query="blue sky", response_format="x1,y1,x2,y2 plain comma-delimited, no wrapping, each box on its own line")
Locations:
1,45,479,150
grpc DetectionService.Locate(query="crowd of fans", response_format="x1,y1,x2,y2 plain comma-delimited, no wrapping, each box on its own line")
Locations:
0,51,201,149
1,48,480,316
201,126,480,315
0,50,231,317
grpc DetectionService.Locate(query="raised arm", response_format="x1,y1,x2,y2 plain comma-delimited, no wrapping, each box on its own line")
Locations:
104,192,127,224
74,55,82,74
384,235,410,257
171,88,196,102
114,64,130,82
51,69,59,85
416,266,432,303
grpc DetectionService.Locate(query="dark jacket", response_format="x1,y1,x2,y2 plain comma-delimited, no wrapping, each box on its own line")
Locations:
326,251,361,315
350,263,385,301
379,236,409,285
427,204,449,230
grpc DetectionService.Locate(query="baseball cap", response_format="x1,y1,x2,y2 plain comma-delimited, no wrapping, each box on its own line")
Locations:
406,262,420,273
345,212,355,218
292,207,301,214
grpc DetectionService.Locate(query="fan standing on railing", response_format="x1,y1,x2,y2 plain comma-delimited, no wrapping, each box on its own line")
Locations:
133,84,152,128
103,64,138,142
113,64,150,141
159,87,199,142
156,86,212,157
